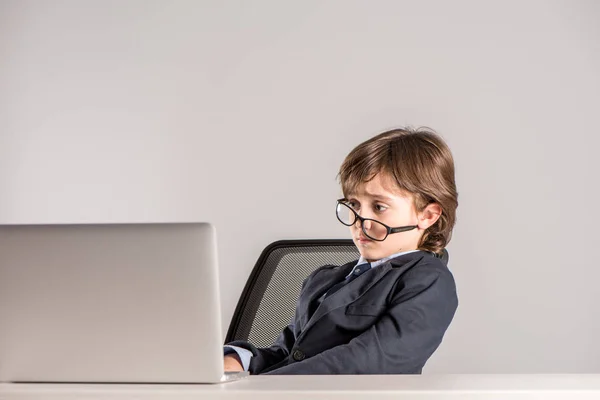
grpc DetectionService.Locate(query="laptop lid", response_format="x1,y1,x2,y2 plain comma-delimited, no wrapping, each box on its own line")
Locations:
0,222,226,383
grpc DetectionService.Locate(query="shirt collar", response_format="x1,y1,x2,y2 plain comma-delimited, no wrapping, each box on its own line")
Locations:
348,249,421,277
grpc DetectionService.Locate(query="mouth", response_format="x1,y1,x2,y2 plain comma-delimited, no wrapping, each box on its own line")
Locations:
356,236,373,244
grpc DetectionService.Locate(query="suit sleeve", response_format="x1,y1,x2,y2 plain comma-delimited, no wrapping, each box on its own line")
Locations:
264,264,458,375
226,323,296,374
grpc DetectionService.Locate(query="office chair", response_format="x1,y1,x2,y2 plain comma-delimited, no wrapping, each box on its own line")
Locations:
225,239,449,348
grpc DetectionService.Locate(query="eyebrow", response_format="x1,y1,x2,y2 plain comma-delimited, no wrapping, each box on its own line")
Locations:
346,193,394,202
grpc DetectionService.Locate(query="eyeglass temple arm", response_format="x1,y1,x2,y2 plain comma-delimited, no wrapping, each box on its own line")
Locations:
389,225,419,233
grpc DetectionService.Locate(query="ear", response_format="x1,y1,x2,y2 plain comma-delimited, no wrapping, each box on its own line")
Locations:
417,203,442,230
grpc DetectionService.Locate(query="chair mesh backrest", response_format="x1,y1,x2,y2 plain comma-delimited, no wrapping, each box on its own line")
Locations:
226,241,360,348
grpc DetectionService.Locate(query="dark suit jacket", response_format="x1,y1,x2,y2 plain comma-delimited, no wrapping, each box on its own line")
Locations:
227,250,458,374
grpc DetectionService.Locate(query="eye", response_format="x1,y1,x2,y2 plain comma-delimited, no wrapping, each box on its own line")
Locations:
375,204,387,212
347,201,359,210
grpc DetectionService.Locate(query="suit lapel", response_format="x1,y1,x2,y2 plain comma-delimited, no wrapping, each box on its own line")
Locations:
297,261,355,329
299,250,428,336
301,262,394,334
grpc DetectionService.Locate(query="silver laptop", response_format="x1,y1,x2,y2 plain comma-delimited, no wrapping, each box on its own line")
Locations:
0,222,248,383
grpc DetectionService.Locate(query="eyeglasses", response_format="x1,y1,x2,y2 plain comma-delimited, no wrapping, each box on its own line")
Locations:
335,198,418,241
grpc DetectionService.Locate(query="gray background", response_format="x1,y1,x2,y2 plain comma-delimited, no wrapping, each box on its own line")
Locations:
1,0,599,373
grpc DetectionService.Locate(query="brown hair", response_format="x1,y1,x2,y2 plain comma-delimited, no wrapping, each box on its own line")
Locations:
337,127,458,255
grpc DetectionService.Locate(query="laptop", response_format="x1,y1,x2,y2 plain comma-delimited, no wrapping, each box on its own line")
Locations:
0,222,248,383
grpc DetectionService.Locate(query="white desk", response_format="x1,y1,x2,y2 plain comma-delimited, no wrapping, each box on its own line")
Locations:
1,375,600,400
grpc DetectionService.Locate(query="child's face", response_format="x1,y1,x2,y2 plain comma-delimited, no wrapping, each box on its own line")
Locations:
345,173,426,262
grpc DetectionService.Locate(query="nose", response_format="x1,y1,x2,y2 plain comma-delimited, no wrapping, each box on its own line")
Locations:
362,219,372,230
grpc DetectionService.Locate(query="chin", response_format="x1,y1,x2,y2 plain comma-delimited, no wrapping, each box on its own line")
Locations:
354,243,378,261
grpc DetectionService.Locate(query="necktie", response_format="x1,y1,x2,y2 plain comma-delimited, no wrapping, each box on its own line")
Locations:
323,262,371,299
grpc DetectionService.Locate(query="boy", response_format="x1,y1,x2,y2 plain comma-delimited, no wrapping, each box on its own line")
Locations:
224,127,459,374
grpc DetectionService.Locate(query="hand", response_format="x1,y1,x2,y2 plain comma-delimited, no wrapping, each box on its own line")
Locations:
224,354,244,372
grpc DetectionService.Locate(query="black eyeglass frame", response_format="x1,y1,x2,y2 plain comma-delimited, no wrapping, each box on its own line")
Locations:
336,198,419,241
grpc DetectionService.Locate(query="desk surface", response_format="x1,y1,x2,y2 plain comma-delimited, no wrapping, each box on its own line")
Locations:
2,375,600,400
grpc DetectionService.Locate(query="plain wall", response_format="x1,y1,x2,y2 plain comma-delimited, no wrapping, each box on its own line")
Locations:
1,0,599,373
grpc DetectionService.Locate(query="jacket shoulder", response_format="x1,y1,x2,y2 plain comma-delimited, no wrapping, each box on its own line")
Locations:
390,253,457,302
396,251,453,278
